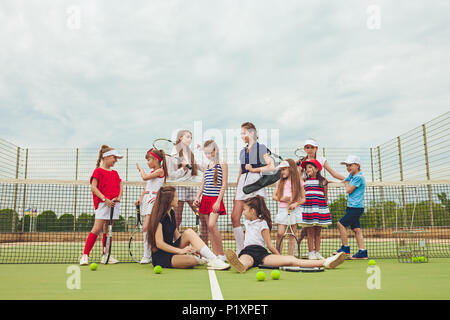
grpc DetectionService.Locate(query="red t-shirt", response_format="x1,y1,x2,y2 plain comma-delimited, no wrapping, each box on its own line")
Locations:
90,168,122,209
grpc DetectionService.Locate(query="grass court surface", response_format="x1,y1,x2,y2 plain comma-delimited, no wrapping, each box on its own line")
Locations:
1,258,449,300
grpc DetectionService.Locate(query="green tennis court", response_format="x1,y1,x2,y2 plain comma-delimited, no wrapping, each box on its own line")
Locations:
1,259,449,300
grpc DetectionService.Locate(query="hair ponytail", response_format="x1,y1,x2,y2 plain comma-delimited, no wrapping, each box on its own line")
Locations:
204,140,220,186
244,196,272,230
96,145,113,168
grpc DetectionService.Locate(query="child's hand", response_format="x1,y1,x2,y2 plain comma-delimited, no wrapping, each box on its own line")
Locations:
136,163,142,171
288,203,297,210
104,199,115,207
178,246,196,255
245,164,255,172
193,198,200,207
212,200,221,213
134,199,141,206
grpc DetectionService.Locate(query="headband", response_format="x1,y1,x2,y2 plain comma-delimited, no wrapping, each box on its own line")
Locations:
147,150,162,162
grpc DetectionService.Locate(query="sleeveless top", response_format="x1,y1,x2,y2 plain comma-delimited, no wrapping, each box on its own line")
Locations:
144,169,165,203
203,163,223,197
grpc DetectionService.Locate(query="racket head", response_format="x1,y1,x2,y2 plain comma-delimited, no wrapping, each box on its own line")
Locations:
294,148,306,159
278,233,299,257
153,138,176,155
280,266,324,272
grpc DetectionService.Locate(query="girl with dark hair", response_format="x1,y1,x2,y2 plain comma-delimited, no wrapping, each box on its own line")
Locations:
225,196,345,273
147,186,230,270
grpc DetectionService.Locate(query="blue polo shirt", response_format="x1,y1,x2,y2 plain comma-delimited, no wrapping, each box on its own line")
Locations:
345,172,365,208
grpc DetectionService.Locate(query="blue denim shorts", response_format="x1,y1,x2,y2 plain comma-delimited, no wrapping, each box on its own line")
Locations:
339,207,364,230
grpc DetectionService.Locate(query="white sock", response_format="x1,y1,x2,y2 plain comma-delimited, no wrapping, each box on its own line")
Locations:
233,226,245,254
218,255,226,262
143,232,150,258
200,246,217,261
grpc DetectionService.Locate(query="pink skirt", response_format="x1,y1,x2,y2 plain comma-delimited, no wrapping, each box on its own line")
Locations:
199,195,226,215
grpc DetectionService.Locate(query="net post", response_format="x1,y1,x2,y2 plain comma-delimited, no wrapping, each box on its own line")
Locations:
422,124,434,226
377,146,386,228
12,147,21,232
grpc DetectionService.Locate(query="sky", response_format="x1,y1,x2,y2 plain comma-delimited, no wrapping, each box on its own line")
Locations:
0,0,449,152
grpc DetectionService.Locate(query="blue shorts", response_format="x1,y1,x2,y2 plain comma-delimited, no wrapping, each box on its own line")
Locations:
339,207,364,230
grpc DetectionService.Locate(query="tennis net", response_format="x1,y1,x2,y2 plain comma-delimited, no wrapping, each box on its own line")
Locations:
0,179,449,263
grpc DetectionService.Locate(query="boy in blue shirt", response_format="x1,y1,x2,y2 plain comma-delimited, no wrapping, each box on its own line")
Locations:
334,155,368,259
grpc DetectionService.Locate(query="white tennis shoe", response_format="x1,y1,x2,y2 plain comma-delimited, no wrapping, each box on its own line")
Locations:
101,255,119,264
207,257,230,270
140,256,152,264
308,251,318,260
80,254,89,266
315,252,325,260
324,252,346,269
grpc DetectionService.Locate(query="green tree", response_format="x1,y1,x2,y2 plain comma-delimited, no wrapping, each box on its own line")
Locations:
59,213,75,231
112,215,125,232
36,210,58,232
76,213,95,231
0,209,19,232
329,195,347,229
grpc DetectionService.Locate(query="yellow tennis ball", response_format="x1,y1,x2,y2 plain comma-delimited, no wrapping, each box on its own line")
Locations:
368,260,376,266
256,271,266,281
154,265,162,274
271,270,280,280
89,263,98,271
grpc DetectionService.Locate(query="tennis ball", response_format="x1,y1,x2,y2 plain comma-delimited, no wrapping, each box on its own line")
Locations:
271,270,280,280
368,260,376,266
89,263,98,271
411,257,418,263
256,271,266,281
419,256,426,262
154,265,162,274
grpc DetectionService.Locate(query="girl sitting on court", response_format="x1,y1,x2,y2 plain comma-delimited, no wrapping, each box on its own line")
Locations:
135,148,168,264
193,140,228,262
147,186,230,270
300,159,332,260
225,196,345,273
272,159,305,256
80,145,123,266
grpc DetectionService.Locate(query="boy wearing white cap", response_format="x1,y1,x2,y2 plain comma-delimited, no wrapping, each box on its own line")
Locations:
334,155,368,259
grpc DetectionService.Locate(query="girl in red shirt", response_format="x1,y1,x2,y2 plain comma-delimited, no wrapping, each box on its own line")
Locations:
80,145,123,266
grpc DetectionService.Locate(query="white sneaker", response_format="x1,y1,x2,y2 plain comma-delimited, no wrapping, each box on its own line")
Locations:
315,252,325,260
191,254,208,265
301,252,309,259
308,251,318,260
218,255,227,262
324,252,346,269
80,254,89,266
140,256,152,264
207,257,230,270
101,255,119,264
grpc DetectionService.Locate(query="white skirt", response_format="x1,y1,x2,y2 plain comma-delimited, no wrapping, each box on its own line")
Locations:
141,192,157,216
275,206,302,225
176,186,197,201
95,202,120,220
235,172,266,201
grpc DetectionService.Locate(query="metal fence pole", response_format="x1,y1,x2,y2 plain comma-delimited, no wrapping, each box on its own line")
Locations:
73,148,79,231
125,148,129,231
422,124,434,226
397,137,407,227
20,149,29,232
322,147,326,178
12,147,20,232
377,146,386,228
370,148,375,182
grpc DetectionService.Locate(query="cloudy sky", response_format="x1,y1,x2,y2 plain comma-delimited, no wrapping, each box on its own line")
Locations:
1,0,449,151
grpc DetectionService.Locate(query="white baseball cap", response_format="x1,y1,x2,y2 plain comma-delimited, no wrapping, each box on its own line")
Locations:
340,155,360,165
276,160,290,170
102,149,123,159
304,138,318,147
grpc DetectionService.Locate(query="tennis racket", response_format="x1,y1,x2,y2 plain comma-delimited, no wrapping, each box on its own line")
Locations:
103,206,114,264
195,207,200,236
295,148,306,165
129,205,143,263
153,138,192,170
277,207,300,258
258,265,324,273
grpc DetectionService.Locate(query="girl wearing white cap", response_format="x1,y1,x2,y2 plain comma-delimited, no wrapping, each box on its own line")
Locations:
80,145,123,266
299,138,346,181
272,159,305,256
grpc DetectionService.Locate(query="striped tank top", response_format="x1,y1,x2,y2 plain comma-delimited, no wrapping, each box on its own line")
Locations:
203,163,223,197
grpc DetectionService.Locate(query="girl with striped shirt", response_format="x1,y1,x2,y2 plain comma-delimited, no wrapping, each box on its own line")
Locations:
194,140,228,262
300,159,331,260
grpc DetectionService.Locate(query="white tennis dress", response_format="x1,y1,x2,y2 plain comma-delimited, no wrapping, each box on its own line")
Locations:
141,170,165,216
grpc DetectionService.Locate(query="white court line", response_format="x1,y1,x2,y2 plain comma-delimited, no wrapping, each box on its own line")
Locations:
208,269,224,300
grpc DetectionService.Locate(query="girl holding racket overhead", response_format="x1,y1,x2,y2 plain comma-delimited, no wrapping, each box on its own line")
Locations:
225,196,346,273
80,145,123,266
134,148,168,264
147,186,230,270
193,140,228,262
167,130,200,229
231,122,275,255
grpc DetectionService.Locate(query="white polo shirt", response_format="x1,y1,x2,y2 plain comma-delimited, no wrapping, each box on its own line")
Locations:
244,219,269,248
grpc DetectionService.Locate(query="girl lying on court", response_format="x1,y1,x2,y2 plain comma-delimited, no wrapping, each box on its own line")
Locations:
146,185,230,270
225,196,346,273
